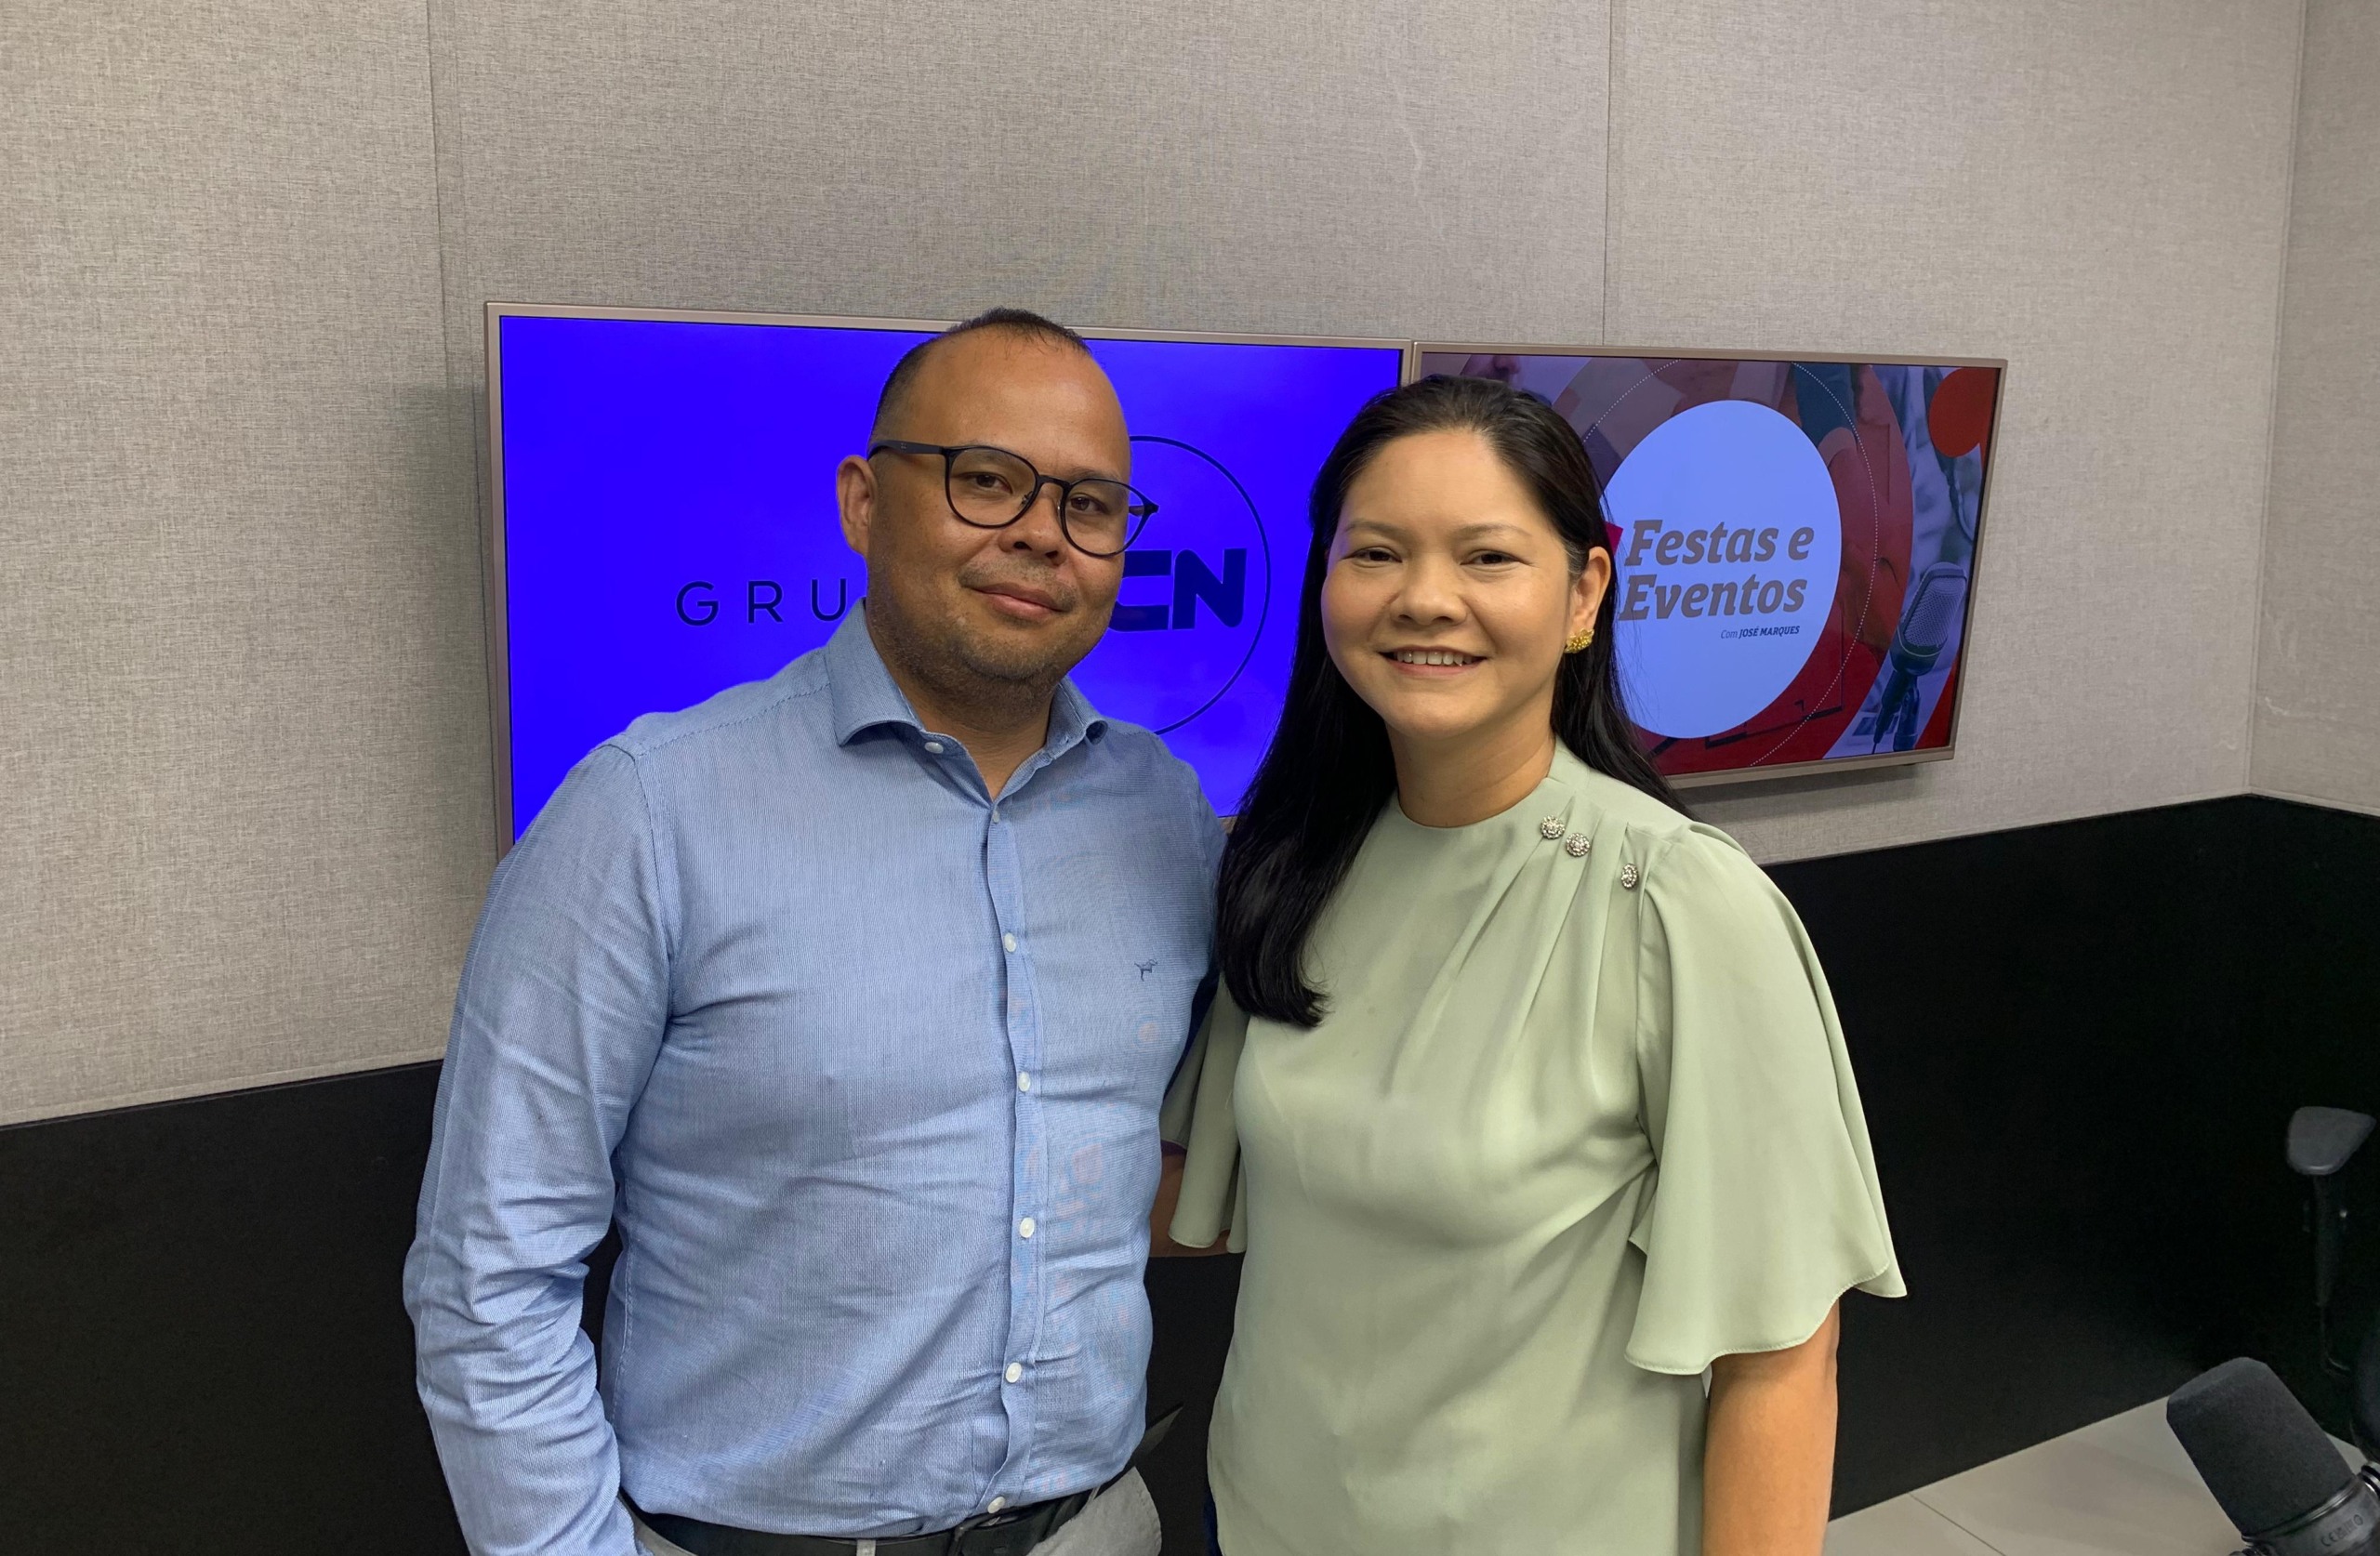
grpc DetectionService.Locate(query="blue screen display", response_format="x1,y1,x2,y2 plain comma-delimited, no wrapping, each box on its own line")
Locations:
496,313,1405,837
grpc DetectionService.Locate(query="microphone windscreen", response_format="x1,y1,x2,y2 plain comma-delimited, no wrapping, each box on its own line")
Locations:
2168,1358,2353,1537
1900,569,1966,652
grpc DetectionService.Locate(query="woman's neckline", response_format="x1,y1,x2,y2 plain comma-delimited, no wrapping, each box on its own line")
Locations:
1389,744,1589,833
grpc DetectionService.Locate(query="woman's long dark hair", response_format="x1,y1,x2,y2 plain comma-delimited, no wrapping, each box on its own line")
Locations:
1216,374,1682,1028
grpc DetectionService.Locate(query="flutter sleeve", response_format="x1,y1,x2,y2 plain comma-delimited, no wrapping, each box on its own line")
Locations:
1623,824,1905,1376
1160,984,1250,1253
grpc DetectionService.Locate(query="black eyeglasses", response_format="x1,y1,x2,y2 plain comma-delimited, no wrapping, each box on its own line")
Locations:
869,441,1157,559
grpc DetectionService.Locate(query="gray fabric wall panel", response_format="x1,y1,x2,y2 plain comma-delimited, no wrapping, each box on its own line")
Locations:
2254,0,2380,813
1,3,490,1124
4,0,2347,1122
423,0,1613,376
1603,0,2305,863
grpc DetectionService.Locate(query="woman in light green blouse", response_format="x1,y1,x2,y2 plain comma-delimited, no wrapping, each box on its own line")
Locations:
1155,375,1903,1556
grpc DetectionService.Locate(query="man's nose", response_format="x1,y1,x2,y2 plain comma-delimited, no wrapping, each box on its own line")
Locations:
1007,481,1068,553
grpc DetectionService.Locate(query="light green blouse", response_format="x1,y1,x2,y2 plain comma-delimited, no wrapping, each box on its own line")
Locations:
1162,745,1903,1556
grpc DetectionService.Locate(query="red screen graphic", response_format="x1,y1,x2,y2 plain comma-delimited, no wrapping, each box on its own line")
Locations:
1422,351,1999,782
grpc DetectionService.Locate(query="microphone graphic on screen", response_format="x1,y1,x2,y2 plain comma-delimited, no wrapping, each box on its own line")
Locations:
2167,1358,2380,1556
1868,563,1968,753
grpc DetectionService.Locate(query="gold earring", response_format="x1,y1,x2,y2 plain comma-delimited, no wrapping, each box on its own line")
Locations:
1565,626,1595,653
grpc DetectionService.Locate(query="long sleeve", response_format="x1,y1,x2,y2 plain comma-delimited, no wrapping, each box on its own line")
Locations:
403,745,674,1556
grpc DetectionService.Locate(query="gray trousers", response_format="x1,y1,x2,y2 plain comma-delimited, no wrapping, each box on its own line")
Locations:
631,1471,1162,1556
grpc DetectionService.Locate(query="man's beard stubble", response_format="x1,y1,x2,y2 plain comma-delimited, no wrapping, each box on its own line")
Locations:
872,557,1111,711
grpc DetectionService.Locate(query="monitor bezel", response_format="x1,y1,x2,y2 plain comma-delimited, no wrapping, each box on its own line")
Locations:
482,301,1416,847
1410,340,2009,792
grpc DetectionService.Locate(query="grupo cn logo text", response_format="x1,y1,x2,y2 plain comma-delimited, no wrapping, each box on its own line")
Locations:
1070,435,1270,735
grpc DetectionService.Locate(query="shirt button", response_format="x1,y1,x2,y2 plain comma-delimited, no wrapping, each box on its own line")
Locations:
1002,933,1018,954
987,1497,1008,1514
1017,1073,1032,1092
1005,1362,1024,1383
923,740,944,754
1018,1217,1036,1239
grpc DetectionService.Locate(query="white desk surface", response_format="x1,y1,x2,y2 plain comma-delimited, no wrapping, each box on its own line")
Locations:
1827,1399,2365,1556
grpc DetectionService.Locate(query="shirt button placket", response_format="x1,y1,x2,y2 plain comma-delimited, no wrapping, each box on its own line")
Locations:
989,810,1041,1490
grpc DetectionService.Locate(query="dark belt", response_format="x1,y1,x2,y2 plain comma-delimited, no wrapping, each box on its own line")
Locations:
631,1407,1179,1556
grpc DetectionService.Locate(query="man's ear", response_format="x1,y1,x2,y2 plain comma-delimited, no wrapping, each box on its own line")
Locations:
836,454,878,560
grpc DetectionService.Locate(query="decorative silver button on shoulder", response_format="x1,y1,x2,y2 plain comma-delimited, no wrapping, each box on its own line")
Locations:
1539,816,1566,839
1620,863,1641,890
1565,834,1592,857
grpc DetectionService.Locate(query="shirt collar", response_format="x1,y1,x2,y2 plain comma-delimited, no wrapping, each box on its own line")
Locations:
825,604,1110,758
1044,676,1107,759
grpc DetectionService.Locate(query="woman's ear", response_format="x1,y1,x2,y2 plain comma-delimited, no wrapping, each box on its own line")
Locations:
1571,547,1613,640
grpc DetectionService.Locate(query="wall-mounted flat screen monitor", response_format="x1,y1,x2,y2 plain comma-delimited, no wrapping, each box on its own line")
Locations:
1417,346,2004,787
487,304,1409,841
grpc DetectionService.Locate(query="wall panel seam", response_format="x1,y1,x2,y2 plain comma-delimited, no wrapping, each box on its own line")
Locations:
0,1048,455,1132
2251,784,2380,822
417,0,503,855
421,0,460,402
1744,783,2257,869
2247,0,2317,791
1601,0,1622,342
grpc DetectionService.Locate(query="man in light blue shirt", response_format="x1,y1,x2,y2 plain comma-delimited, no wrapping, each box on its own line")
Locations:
404,310,1221,1556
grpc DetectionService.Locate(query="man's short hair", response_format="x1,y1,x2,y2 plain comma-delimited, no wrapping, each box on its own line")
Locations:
870,307,1092,439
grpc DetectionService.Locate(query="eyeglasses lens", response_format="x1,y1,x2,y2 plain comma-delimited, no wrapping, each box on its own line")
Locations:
945,446,1036,526
1059,480,1139,556
941,445,1153,558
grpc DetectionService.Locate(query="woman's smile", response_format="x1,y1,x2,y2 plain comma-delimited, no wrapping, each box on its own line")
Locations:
1383,646,1487,672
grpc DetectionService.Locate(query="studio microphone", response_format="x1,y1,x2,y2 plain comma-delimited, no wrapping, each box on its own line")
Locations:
2168,1357,2380,1556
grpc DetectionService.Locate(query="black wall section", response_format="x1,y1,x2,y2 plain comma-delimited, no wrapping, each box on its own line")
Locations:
2,796,2373,1551
1792,796,2379,1507
0,1062,460,1552
2219,798,2380,1428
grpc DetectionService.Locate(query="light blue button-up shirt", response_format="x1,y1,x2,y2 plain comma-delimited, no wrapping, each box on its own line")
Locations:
404,611,1223,1555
